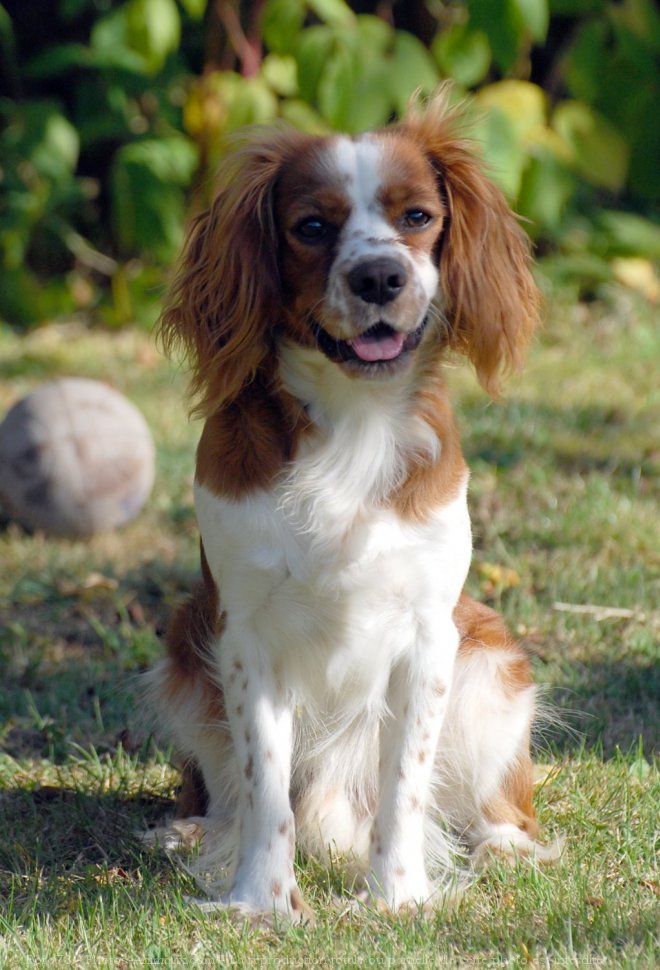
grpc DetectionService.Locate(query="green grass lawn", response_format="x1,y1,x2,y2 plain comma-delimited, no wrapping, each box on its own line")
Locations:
1,286,658,969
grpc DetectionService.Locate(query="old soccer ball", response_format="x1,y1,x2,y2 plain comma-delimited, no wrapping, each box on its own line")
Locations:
0,378,155,537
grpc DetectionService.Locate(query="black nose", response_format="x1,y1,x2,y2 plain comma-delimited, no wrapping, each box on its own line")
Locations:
347,257,408,305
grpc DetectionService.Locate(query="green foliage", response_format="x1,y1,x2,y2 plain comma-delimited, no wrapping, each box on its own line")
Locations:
0,0,658,329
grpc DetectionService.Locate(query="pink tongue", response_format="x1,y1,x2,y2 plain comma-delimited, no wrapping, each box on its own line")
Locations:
349,330,406,362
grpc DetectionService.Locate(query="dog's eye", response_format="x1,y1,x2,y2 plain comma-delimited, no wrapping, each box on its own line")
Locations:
402,209,432,229
295,217,329,241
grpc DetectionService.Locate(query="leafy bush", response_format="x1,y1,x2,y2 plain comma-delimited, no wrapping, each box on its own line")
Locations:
1,0,658,328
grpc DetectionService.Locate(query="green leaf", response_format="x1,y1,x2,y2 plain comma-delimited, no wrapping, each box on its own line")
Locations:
0,2,14,41
4,101,80,183
564,20,608,102
469,103,526,199
33,114,80,181
124,0,181,74
511,0,549,42
111,137,197,260
388,31,439,115
0,267,62,326
432,24,491,87
224,77,279,130
317,41,355,128
24,43,95,79
540,251,613,289
553,101,629,191
307,0,355,28
626,97,660,202
261,53,299,97
295,25,336,103
177,0,207,19
91,7,150,74
342,58,392,132
477,80,547,142
356,14,394,54
610,0,660,49
262,0,306,55
470,0,521,74
280,99,330,133
517,146,575,234
595,211,660,259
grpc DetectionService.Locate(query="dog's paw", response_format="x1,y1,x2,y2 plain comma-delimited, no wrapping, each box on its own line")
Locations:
186,885,315,928
141,816,209,852
352,878,462,919
472,828,565,868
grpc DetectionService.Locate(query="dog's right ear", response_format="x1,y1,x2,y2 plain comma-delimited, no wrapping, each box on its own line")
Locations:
158,128,307,416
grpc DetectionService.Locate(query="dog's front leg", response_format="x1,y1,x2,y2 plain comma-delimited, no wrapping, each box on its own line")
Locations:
217,621,311,922
367,613,459,911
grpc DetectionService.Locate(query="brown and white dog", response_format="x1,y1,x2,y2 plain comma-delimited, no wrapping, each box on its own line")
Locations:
147,90,557,922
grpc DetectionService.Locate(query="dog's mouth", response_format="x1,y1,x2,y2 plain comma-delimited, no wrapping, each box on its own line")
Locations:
310,318,429,369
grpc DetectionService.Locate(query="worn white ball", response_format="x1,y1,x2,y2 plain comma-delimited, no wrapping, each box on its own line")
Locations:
0,378,155,537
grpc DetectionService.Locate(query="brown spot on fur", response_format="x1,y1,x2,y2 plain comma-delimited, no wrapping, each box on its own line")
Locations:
289,887,306,912
154,545,230,799
433,680,447,698
498,655,534,698
410,796,422,813
235,704,243,717
390,383,468,522
244,729,251,743
271,879,282,898
454,594,514,654
244,755,254,780
176,760,209,818
454,594,533,698
278,820,289,836
417,750,427,764
159,543,223,703
232,659,243,672
395,867,406,878
195,377,311,497
482,748,538,838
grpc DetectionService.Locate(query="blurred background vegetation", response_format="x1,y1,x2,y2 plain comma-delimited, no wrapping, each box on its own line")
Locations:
1,0,659,330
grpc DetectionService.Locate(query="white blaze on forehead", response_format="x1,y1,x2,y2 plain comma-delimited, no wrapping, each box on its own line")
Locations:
324,133,440,324
331,135,397,242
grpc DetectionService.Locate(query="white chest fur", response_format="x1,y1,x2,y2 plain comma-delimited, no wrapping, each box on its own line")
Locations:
195,402,471,714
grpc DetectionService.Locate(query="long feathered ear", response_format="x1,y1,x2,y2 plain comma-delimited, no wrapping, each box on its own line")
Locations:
158,127,306,416
401,89,541,396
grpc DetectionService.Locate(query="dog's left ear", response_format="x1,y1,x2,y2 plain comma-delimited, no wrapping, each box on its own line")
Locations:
402,91,541,396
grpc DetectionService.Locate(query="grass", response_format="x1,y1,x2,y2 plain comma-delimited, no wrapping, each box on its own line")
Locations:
0,286,658,969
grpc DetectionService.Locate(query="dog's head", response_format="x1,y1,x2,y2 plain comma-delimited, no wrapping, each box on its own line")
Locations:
160,90,540,415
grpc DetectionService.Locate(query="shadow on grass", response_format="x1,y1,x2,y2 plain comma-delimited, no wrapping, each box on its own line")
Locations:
537,660,659,757
462,398,658,484
0,785,175,920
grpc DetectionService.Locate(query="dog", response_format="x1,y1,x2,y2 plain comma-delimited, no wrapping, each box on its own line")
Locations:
146,89,558,923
